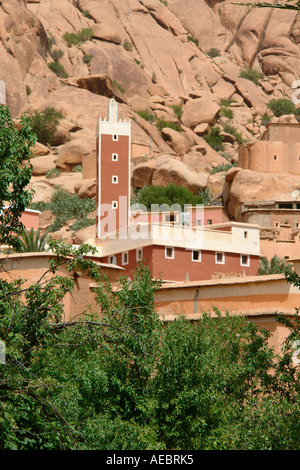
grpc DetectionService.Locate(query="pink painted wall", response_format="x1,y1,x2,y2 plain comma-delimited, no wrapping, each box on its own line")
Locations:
101,245,260,282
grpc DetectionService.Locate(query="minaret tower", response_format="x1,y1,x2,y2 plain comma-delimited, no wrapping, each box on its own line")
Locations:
96,98,131,239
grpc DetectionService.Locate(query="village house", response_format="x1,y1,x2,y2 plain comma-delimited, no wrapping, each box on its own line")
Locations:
236,122,300,260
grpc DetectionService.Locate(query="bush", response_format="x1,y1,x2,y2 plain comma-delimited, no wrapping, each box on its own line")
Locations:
187,35,199,47
207,48,220,58
211,162,237,174
30,188,95,233
261,114,271,126
204,127,224,151
72,165,82,173
156,118,181,133
223,123,245,144
63,28,93,46
113,80,125,94
220,107,233,119
50,48,64,62
123,39,133,52
82,54,93,64
267,99,296,117
137,110,157,122
28,107,63,146
133,184,212,211
46,168,61,179
78,28,93,42
239,67,264,85
172,105,183,119
26,85,31,96
48,61,68,78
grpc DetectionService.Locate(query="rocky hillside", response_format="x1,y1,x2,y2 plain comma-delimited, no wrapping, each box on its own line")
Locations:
1,0,300,242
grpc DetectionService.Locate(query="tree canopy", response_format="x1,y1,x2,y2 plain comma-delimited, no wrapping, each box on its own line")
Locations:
0,106,36,249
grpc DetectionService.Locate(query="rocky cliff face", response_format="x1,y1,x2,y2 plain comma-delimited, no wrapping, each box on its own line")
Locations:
1,0,299,241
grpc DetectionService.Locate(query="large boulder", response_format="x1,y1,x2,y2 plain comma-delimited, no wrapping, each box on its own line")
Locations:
225,169,300,216
55,139,94,172
181,97,220,128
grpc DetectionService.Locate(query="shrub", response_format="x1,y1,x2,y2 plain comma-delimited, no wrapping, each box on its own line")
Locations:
28,107,63,146
261,114,271,126
134,184,212,211
46,168,61,179
50,48,64,62
223,123,245,144
82,54,93,64
63,32,81,46
156,118,181,133
239,67,264,85
113,80,125,94
220,98,235,107
26,85,31,96
72,165,82,173
137,110,157,122
82,10,92,19
267,99,296,117
30,188,95,233
48,61,68,78
187,35,199,47
63,28,93,47
123,39,133,52
172,105,183,119
208,48,220,58
211,162,237,174
204,127,224,151
220,107,233,119
78,28,93,42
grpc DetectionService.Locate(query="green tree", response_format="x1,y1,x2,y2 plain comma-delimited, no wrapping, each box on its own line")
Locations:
258,254,293,275
0,105,36,250
28,107,63,146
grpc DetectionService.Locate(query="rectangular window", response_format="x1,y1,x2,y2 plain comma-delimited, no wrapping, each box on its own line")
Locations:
207,219,212,225
165,247,174,259
196,219,202,226
112,153,118,161
112,134,118,141
244,231,248,238
136,248,143,261
240,254,250,267
112,201,118,209
122,252,129,265
215,252,225,264
112,175,118,184
192,250,201,262
109,255,116,264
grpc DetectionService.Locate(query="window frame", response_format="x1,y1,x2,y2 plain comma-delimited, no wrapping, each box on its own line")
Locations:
240,254,250,267
122,251,129,266
215,252,225,265
192,250,201,262
165,246,175,259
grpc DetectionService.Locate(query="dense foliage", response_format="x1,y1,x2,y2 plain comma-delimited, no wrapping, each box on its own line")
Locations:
0,106,36,250
1,247,299,450
30,188,95,232
28,107,63,146
131,184,213,211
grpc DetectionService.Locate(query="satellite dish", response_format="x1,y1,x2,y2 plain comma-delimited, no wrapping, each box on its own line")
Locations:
291,190,300,198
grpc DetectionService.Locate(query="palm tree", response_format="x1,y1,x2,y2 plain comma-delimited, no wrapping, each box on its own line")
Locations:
15,228,49,253
258,254,293,275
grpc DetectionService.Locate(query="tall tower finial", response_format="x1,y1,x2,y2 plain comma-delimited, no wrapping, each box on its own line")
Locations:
108,98,118,122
